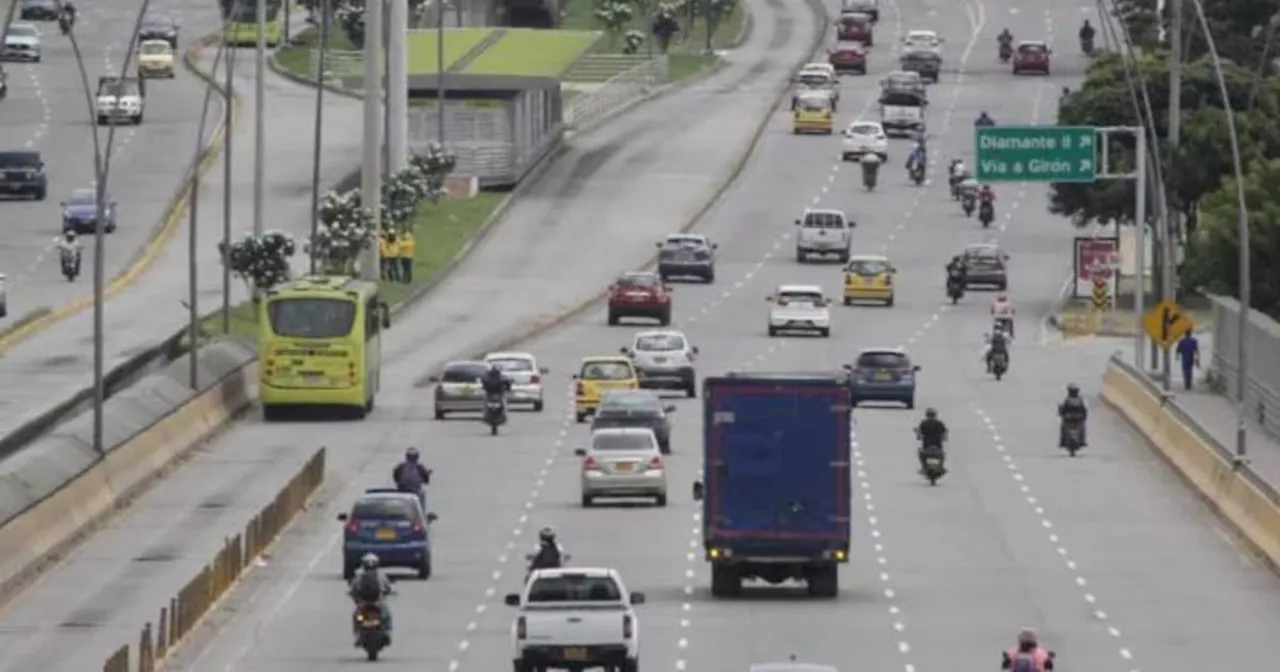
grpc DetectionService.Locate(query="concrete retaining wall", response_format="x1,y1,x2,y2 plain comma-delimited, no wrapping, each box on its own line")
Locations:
1206,294,1280,439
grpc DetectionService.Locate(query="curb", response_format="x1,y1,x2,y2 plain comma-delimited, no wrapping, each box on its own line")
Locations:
0,33,240,354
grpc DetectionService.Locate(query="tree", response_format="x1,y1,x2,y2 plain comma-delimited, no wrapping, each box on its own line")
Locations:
651,1,681,53
1113,0,1280,65
311,190,378,275
594,0,635,48
700,0,736,53
622,29,646,54
220,231,297,295
1183,157,1280,318
408,142,458,203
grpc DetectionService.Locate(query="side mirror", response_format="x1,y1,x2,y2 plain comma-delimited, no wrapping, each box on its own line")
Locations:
691,346,699,354
539,367,549,374
794,218,801,225
573,447,587,457
427,375,440,383
664,405,677,413
630,592,646,605
504,594,521,606
619,346,630,355
691,481,704,501
571,374,579,380
711,243,718,249
841,363,854,371
59,201,66,206
913,365,922,372
426,513,439,523
654,241,662,247
337,512,349,521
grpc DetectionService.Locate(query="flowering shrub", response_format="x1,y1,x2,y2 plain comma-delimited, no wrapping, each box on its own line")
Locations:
219,230,297,294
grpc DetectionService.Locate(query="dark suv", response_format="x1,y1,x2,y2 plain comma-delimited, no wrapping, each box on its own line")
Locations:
0,151,48,200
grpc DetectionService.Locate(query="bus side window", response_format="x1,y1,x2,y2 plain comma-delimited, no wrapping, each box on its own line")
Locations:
366,298,379,338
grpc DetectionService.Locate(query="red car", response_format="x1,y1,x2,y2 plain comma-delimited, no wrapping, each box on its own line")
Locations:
829,41,867,74
836,12,874,45
607,272,672,326
1012,41,1051,74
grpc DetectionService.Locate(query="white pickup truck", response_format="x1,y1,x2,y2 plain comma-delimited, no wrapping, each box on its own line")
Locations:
505,567,645,672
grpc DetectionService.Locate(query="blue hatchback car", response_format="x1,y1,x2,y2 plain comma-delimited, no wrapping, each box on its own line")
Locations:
845,348,920,408
338,489,437,580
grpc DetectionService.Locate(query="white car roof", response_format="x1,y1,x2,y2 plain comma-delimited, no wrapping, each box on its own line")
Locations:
634,329,687,342
530,567,619,580
1018,40,1048,47
907,29,937,38
848,121,884,131
778,284,825,294
485,351,536,362
802,62,834,70
803,207,844,216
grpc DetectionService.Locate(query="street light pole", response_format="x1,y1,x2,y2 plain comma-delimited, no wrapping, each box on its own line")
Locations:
1161,0,1184,390
223,38,236,332
1188,0,1251,461
253,0,267,240
436,0,447,144
360,0,384,280
310,0,331,274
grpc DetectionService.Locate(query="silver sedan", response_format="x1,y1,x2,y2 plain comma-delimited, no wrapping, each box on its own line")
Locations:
429,361,489,419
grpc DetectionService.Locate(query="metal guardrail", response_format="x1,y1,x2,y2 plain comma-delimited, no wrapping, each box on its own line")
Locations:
1109,353,1280,506
307,49,365,89
565,56,670,130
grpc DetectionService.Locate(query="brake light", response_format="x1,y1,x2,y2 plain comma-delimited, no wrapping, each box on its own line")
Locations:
623,614,633,639
348,361,356,382
517,616,527,640
648,455,663,469
583,456,598,470
530,374,541,384
883,275,892,286
576,381,585,396
411,518,424,533
346,518,360,534
265,358,274,377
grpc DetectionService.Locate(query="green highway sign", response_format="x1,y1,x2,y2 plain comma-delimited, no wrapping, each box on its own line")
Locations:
974,126,1097,183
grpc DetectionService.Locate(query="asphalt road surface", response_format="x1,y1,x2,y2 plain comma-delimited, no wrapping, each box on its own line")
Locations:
6,0,1280,670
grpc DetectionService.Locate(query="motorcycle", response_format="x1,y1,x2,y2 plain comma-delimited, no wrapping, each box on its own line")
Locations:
483,394,506,435
354,602,390,661
946,276,964,304
909,162,925,186
991,350,1008,381
978,201,995,228
920,447,946,485
60,249,80,282
998,41,1012,62
1081,35,1095,56
949,173,965,200
961,192,976,217
861,162,879,191
994,316,1014,339
1061,420,1085,457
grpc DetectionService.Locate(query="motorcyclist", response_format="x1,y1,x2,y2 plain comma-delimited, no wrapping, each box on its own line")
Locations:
56,231,83,276
1002,627,1054,671
347,553,393,645
975,111,995,127
979,184,995,204
997,28,1013,47
859,151,882,189
914,408,947,473
948,159,969,197
58,1,75,32
945,255,967,294
906,140,927,177
1058,383,1089,447
481,364,510,399
391,447,431,507
978,184,996,224
959,177,979,211
528,527,567,572
1079,19,1095,43
984,325,1011,374
991,292,1015,337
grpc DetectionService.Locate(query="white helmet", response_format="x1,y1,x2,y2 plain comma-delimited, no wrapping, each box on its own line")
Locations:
361,552,379,569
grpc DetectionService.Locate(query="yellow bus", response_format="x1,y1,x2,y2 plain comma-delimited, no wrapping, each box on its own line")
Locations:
221,0,284,48
259,276,391,420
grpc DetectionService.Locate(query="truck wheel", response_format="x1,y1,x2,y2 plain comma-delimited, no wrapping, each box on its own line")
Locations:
807,565,839,597
607,311,620,326
710,565,742,597
622,657,640,672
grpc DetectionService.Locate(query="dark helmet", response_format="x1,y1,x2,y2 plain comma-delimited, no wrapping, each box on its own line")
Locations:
925,408,938,420
539,527,555,544
1066,383,1080,397
1017,627,1038,647
405,446,420,462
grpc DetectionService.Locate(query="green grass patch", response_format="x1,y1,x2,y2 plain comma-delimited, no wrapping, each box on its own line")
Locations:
561,0,749,65
274,27,360,81
461,29,602,76
202,191,507,340
407,28,497,75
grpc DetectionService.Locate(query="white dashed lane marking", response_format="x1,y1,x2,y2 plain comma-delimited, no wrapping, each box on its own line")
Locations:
970,406,1141,672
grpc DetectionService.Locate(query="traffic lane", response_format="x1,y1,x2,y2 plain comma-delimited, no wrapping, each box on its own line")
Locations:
0,0,227,321
0,442,320,672
0,63,52,148
163,388,583,671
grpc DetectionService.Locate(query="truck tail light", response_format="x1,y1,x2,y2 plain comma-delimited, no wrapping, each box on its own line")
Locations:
648,455,663,470
622,614,633,639
583,456,598,470
576,381,585,396
517,616,527,639
530,374,541,384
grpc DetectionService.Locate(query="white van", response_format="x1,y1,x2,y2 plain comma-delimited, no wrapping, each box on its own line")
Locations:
795,209,854,263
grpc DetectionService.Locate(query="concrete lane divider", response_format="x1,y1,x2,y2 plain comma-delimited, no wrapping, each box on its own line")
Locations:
100,447,326,672
0,30,240,354
1101,354,1280,571
0,341,260,604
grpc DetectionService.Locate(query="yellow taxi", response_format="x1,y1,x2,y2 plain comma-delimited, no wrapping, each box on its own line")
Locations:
136,39,175,78
792,90,834,134
573,356,640,422
842,254,896,306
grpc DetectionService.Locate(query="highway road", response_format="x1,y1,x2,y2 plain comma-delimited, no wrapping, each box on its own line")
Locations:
7,0,1280,671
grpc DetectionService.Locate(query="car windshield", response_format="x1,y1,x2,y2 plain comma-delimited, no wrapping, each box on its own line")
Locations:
0,153,40,168
8,25,37,38
442,363,487,382
797,96,830,112
598,392,662,415
140,42,170,55
580,361,633,380
351,498,416,521
841,14,870,25
847,259,890,275
966,246,1000,262
68,190,97,205
664,236,704,247
779,291,823,305
593,431,655,451
527,574,623,602
802,212,844,228
881,90,924,106
799,73,830,86
1019,44,1047,55
908,32,935,42
857,352,909,369
617,274,658,289
487,357,533,372
634,333,685,352
849,123,880,136
887,73,919,85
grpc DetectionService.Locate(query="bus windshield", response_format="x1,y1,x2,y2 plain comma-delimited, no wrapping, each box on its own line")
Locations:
224,0,280,21
266,298,357,338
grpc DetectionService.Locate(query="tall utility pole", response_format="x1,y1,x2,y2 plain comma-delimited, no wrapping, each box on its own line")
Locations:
360,0,384,280
223,44,236,332
436,0,447,143
253,0,268,238
1163,0,1183,388
388,0,409,174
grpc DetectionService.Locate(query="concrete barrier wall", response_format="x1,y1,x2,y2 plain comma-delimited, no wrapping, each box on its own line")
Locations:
0,340,259,600
1206,294,1280,438
1101,354,1280,570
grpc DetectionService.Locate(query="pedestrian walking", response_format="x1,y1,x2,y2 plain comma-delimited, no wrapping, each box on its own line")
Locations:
1175,328,1200,390
397,229,415,283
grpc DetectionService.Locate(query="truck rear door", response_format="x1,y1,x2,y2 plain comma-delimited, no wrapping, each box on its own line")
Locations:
704,380,850,540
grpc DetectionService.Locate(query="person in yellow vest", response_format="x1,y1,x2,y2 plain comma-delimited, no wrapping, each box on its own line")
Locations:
397,229,416,283
379,232,399,282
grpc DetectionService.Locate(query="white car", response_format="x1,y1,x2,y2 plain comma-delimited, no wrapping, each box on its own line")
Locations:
622,329,698,397
484,351,548,412
792,69,838,110
801,62,837,78
841,121,888,161
767,284,832,337
95,77,145,125
506,567,645,671
575,426,668,506
3,23,42,63
903,29,943,51
795,208,854,262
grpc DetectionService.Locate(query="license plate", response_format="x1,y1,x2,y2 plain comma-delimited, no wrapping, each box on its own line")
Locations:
563,647,588,661
926,458,941,467
359,616,381,627
303,373,324,383
614,462,635,473
653,356,667,364
875,372,891,381
376,528,396,540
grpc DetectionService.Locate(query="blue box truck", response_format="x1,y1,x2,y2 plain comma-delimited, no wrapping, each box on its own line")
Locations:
691,372,852,597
